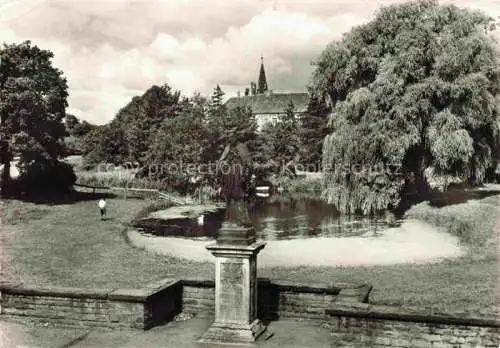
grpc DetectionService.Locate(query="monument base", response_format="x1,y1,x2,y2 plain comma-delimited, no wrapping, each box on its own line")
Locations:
217,223,256,245
198,318,266,345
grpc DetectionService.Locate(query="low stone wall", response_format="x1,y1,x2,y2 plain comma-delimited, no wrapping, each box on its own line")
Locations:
181,278,372,321
0,279,182,330
1,278,370,329
326,303,500,347
181,279,214,317
6,277,496,347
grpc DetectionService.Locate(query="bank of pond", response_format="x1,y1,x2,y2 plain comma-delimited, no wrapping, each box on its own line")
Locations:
128,190,500,267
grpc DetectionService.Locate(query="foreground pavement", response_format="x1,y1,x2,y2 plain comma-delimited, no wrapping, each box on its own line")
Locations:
0,317,334,348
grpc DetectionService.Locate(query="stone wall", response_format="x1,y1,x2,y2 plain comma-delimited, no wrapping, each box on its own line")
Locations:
3,277,498,348
326,303,500,348
0,278,182,330
181,279,214,317
181,279,499,346
180,278,372,321
2,277,365,329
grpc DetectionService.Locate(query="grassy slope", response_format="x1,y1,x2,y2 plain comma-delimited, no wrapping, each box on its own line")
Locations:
1,193,498,318
264,258,497,317
2,197,212,289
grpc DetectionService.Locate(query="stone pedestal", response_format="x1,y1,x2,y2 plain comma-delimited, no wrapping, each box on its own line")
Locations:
198,241,266,345
217,222,256,246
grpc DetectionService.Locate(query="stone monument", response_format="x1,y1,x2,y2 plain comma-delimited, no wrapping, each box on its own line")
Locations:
198,143,267,345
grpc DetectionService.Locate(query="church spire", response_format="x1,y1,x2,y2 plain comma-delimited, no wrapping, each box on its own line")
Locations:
258,55,268,94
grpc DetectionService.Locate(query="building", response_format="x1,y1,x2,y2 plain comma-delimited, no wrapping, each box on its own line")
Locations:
224,57,309,130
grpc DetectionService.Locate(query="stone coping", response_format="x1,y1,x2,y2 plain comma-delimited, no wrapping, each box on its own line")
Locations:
1,278,372,303
181,277,372,297
0,278,180,303
259,278,342,294
3,279,496,327
206,242,267,256
180,278,215,288
326,303,500,327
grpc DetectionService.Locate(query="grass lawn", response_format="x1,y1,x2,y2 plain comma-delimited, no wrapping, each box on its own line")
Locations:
1,191,498,319
1,194,212,289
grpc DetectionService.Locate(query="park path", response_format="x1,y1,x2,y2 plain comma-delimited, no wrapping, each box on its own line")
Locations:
0,317,335,348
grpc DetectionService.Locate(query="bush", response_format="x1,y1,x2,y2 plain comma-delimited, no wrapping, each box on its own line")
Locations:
75,167,166,190
193,185,221,203
63,136,85,156
269,175,322,195
288,176,322,194
17,161,77,193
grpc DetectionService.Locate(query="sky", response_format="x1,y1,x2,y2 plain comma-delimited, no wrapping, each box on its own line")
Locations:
1,0,500,125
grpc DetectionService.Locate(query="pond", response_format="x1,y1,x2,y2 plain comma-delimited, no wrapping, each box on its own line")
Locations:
133,197,398,240
129,197,465,267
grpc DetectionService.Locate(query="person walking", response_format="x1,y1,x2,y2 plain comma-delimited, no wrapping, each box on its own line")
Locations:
98,198,107,219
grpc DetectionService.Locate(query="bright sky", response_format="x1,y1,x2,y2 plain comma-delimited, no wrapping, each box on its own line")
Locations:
1,0,500,125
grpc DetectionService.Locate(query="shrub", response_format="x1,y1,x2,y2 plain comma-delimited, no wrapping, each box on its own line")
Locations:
193,185,220,203
75,168,165,190
16,161,76,193
270,175,322,195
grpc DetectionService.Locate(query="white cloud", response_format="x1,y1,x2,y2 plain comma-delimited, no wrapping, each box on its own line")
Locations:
150,34,180,56
1,0,500,125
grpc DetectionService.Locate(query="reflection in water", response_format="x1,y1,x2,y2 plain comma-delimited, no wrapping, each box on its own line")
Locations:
319,216,390,238
135,198,401,241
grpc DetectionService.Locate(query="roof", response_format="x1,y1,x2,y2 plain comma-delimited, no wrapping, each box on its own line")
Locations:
225,92,309,114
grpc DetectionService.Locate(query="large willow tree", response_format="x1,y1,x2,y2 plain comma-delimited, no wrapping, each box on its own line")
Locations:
311,0,500,214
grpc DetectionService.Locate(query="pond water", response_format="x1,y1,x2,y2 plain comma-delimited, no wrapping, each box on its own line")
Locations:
134,197,398,241
129,197,465,267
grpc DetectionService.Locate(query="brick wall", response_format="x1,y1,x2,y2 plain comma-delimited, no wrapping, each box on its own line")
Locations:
326,303,500,347
2,277,361,329
180,278,372,321
181,279,214,317
0,279,182,330
4,277,497,347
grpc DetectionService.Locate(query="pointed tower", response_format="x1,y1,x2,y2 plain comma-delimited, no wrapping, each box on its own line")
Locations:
257,56,268,94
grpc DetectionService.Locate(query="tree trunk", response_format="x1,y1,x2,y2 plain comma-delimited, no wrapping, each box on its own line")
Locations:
0,145,11,198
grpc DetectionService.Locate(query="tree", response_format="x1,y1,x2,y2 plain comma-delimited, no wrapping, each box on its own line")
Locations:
258,102,301,178
250,82,257,96
64,114,91,156
277,101,301,174
83,125,127,167
225,106,258,149
255,123,279,177
300,90,330,169
0,41,69,196
84,84,185,166
311,0,500,214
146,101,209,192
209,85,225,112
206,85,228,162
65,114,79,133
64,135,84,156
119,84,185,164
206,85,258,162
71,120,96,137
191,91,208,113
